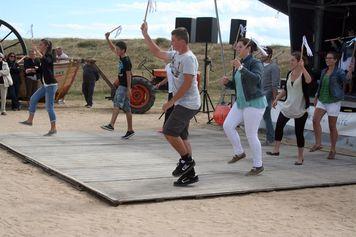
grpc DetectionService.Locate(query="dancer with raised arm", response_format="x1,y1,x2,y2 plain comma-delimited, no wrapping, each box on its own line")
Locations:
221,38,267,176
100,31,134,139
266,52,312,165
20,39,58,136
141,22,200,186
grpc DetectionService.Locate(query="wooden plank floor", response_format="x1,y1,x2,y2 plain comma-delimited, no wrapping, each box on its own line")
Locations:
1,129,356,206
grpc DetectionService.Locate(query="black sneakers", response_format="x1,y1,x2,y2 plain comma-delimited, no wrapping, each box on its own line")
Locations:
121,130,135,139
172,158,195,177
101,124,114,131
174,168,199,187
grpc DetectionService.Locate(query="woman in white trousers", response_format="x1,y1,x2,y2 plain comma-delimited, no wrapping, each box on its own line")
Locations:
0,53,13,115
221,38,267,176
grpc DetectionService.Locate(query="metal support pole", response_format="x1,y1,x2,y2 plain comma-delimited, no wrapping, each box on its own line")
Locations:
200,42,215,124
313,0,324,71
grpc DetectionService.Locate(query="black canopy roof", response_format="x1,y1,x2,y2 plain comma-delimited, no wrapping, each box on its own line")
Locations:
259,0,356,71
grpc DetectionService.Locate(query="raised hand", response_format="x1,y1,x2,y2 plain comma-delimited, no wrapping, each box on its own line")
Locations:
298,58,305,69
231,59,242,69
141,22,148,35
220,76,230,86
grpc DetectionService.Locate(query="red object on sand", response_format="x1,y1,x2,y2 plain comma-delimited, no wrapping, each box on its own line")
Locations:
213,104,231,126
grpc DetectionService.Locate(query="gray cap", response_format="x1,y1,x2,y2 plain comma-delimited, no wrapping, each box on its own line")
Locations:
0,53,4,58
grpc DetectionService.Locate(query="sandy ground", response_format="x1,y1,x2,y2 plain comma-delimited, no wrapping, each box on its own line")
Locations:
1,99,356,237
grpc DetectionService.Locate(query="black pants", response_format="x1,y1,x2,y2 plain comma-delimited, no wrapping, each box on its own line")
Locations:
82,80,96,106
8,77,20,109
25,78,38,100
164,92,174,125
275,112,308,148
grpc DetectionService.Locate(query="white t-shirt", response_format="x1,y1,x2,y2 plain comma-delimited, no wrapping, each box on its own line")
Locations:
165,63,176,93
167,50,200,110
57,52,69,60
339,54,353,71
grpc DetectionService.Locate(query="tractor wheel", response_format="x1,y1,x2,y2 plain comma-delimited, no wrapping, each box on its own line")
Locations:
130,76,155,114
0,19,27,55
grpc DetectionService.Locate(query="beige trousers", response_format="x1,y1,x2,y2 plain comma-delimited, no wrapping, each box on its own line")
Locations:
0,84,8,113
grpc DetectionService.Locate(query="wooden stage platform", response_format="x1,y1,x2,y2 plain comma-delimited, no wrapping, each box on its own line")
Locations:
1,129,356,206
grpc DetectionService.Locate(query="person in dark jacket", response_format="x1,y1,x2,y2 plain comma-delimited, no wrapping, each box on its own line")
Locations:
82,59,99,108
221,38,267,176
310,51,347,159
261,46,281,145
266,52,312,165
24,49,41,99
20,39,58,136
6,52,21,110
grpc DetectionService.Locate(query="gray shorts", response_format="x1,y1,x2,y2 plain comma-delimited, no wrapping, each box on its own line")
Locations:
113,86,131,112
163,105,198,140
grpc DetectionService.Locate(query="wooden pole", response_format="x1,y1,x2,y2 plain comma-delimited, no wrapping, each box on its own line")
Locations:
234,26,241,47
109,26,121,34
214,0,227,105
324,35,356,42
143,0,151,22
214,0,226,76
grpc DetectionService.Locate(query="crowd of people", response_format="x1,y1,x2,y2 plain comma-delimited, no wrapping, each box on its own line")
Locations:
0,24,354,186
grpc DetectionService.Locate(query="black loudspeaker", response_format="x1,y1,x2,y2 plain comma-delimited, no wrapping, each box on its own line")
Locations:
229,19,247,45
195,17,218,43
175,18,196,43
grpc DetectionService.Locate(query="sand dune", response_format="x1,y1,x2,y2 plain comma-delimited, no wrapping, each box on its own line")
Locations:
1,100,355,237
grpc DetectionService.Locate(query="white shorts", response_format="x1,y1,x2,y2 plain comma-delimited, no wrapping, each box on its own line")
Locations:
316,100,341,117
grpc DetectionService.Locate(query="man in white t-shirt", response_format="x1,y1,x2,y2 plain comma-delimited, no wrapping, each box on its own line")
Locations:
141,22,200,186
155,63,177,127
56,47,69,61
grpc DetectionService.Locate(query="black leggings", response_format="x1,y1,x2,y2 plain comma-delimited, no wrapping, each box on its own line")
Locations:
275,112,308,148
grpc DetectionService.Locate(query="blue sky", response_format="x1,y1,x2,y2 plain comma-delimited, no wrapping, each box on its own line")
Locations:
1,0,290,45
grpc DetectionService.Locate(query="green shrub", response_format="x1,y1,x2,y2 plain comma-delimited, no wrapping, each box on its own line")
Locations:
77,41,97,48
155,38,170,47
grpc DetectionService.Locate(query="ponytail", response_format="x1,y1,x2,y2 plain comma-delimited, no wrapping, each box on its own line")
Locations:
40,38,56,60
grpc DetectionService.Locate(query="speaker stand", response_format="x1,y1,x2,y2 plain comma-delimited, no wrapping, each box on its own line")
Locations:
200,42,215,124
